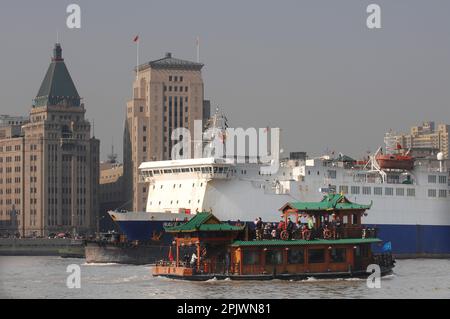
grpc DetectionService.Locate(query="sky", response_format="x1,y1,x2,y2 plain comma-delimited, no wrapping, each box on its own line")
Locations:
0,0,449,161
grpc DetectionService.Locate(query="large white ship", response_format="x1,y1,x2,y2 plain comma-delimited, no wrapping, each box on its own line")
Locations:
110,112,450,257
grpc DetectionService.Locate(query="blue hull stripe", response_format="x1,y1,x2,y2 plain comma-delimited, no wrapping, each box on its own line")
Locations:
116,221,450,255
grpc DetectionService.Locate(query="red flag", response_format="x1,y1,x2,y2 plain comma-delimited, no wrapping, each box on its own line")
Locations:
168,246,174,262
133,35,139,43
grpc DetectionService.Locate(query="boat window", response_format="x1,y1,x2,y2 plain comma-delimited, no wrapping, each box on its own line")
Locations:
213,167,218,173
194,168,201,172
385,187,394,196
243,250,261,265
181,168,190,173
438,176,447,184
396,188,404,196
153,170,160,175
330,248,346,263
428,175,437,183
308,249,325,264
164,169,172,174
355,245,369,258
439,190,447,198
287,248,305,264
265,250,283,265
407,188,415,197
352,214,358,225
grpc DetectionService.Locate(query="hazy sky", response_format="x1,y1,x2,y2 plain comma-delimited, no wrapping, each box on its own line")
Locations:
1,0,449,161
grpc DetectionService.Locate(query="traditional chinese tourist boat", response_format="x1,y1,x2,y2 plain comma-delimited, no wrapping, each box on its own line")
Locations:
152,194,395,281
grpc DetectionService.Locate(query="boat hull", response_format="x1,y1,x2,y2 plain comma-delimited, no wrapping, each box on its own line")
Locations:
153,266,395,281
84,241,169,265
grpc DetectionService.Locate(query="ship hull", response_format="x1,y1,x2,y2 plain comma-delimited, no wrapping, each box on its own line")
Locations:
113,218,450,258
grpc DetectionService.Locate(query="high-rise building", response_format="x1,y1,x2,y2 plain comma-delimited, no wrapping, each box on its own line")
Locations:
123,52,210,212
0,43,100,237
384,121,450,159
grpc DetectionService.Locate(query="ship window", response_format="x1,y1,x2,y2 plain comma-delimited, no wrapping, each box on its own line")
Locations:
362,186,371,195
374,187,382,196
327,170,337,179
265,250,283,265
439,190,447,198
308,249,325,264
243,250,261,265
428,189,437,197
407,188,415,197
338,185,348,194
351,186,360,195
287,248,305,264
438,176,447,184
428,175,437,183
385,187,394,196
160,185,163,189
330,248,346,263
396,188,404,196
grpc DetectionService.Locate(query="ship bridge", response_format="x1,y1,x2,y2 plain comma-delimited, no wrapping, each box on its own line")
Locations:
139,157,237,183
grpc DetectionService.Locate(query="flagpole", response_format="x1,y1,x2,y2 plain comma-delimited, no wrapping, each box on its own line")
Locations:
136,37,140,81
196,36,200,63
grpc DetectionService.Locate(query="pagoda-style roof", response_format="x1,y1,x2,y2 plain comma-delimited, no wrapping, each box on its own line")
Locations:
231,238,381,247
280,194,372,213
34,43,81,108
165,212,245,233
138,52,204,71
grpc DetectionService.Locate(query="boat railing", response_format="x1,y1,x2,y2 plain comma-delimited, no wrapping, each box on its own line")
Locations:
259,225,378,241
372,253,395,268
156,259,241,275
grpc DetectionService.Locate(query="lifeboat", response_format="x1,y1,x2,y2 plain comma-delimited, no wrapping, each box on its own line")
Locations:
376,153,414,170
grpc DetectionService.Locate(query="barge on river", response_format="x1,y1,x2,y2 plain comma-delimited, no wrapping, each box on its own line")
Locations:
153,194,395,280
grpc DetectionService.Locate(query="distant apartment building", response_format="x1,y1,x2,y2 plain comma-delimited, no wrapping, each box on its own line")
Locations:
385,121,450,159
99,158,124,232
123,52,211,212
0,43,100,237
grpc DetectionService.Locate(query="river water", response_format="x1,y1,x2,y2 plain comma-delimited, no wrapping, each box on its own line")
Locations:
0,257,448,299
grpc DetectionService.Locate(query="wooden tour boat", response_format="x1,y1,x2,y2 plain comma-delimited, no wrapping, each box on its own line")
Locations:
153,194,395,281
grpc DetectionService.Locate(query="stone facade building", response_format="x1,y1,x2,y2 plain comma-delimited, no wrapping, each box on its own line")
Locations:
123,52,210,212
0,43,99,237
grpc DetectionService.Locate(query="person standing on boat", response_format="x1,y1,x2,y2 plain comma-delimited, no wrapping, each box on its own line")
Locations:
190,252,198,268
255,217,263,240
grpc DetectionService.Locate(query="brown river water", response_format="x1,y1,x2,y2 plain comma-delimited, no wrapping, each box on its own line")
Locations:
0,256,449,299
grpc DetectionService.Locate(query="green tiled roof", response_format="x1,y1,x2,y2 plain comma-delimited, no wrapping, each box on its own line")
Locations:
231,238,381,247
283,194,372,212
34,43,81,108
165,213,244,233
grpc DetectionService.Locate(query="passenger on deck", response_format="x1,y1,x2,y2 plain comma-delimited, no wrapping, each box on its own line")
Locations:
190,252,198,268
255,217,263,240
